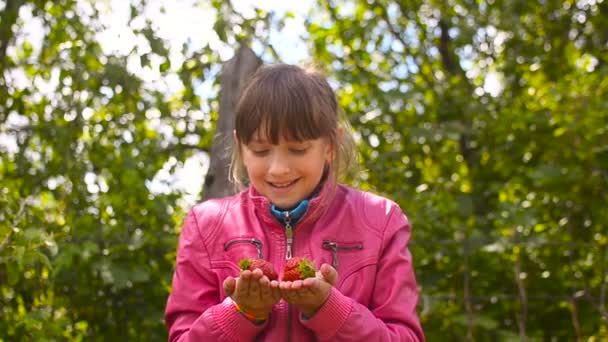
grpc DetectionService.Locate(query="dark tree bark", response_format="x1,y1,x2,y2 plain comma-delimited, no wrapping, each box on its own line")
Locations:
201,44,262,201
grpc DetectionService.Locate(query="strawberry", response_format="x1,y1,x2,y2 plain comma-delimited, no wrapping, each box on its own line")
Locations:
281,257,317,281
239,258,279,281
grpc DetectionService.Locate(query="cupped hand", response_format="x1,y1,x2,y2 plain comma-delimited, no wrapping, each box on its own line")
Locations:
279,263,338,317
223,268,281,317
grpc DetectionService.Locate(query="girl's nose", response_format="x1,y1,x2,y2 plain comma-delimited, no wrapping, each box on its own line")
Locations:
268,155,290,176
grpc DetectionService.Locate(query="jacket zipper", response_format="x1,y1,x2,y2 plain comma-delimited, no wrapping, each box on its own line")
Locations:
282,211,294,341
283,211,293,260
322,240,363,270
223,238,263,259
281,203,311,341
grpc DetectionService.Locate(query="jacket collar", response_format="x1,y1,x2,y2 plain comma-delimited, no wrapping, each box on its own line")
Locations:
247,177,335,229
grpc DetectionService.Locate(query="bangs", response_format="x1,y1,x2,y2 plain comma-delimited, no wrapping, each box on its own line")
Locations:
235,64,337,144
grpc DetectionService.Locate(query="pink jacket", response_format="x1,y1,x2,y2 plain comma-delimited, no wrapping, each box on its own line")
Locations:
165,182,425,341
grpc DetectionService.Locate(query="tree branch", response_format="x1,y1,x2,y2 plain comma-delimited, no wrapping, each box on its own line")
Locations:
0,0,26,122
514,252,528,342
167,142,210,154
583,287,608,323
568,298,582,342
600,245,608,318
374,1,434,88
438,19,458,75
462,237,474,341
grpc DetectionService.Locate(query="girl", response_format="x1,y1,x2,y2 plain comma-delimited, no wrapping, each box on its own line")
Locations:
165,64,424,341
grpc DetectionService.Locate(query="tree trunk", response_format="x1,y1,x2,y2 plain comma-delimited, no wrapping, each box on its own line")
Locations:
201,44,262,201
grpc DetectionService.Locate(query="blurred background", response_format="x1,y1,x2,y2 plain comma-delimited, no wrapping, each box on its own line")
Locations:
1,0,607,340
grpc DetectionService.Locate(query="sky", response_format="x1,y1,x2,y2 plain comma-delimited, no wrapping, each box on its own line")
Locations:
97,0,314,205
112,0,313,205
97,0,311,72
3,0,506,207
3,0,313,207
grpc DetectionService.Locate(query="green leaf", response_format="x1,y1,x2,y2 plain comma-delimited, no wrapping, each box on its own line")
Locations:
213,18,228,42
160,60,171,73
7,262,21,286
553,126,567,137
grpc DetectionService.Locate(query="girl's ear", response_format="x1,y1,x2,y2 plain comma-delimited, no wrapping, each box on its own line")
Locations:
337,127,344,140
326,128,343,163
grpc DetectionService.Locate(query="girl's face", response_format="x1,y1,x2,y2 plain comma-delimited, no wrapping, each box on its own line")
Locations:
240,134,333,209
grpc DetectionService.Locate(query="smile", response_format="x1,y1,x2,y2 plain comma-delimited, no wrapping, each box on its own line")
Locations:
268,179,299,188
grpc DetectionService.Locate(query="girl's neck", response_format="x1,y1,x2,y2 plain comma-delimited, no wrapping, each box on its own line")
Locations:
270,198,310,225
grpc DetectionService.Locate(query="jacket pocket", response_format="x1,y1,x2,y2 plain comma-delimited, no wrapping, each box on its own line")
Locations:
322,240,363,271
223,238,264,260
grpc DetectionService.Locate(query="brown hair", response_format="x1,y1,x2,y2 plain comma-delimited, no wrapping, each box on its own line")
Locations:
230,63,358,189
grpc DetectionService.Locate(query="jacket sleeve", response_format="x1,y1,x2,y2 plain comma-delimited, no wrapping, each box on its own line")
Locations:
164,208,268,342
300,204,425,341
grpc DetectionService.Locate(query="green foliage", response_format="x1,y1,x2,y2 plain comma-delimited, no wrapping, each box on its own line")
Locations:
1,0,607,341
307,0,608,340
1,0,213,340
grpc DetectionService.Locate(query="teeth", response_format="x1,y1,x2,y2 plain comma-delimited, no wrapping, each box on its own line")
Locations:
272,180,294,188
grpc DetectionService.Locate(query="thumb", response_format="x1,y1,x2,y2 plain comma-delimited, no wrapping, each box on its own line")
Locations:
320,263,338,286
223,276,236,297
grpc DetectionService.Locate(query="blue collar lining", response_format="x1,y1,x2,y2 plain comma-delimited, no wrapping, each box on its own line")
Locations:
270,199,310,226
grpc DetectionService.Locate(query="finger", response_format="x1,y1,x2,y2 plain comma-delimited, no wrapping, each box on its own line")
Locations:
320,263,338,286
251,268,264,280
282,290,299,303
271,286,282,302
279,281,292,291
249,272,261,299
269,280,281,302
287,282,309,302
302,277,317,288
291,280,304,290
281,281,301,293
236,270,252,296
240,269,252,280
223,276,236,297
279,281,296,302
259,276,272,300
299,278,319,298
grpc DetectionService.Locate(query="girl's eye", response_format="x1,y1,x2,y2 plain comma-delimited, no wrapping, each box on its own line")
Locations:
252,149,269,156
290,148,308,155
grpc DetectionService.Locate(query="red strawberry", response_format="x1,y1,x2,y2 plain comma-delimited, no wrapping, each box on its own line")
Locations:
282,257,317,281
239,258,279,281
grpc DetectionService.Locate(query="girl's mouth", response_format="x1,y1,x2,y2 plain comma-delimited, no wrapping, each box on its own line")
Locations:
268,178,299,189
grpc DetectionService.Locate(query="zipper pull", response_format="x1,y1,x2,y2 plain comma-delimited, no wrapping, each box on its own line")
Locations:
322,241,338,269
322,240,363,270
251,239,263,259
284,211,293,260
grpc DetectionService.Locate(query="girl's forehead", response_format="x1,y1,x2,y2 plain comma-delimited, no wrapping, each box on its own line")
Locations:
239,114,330,145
